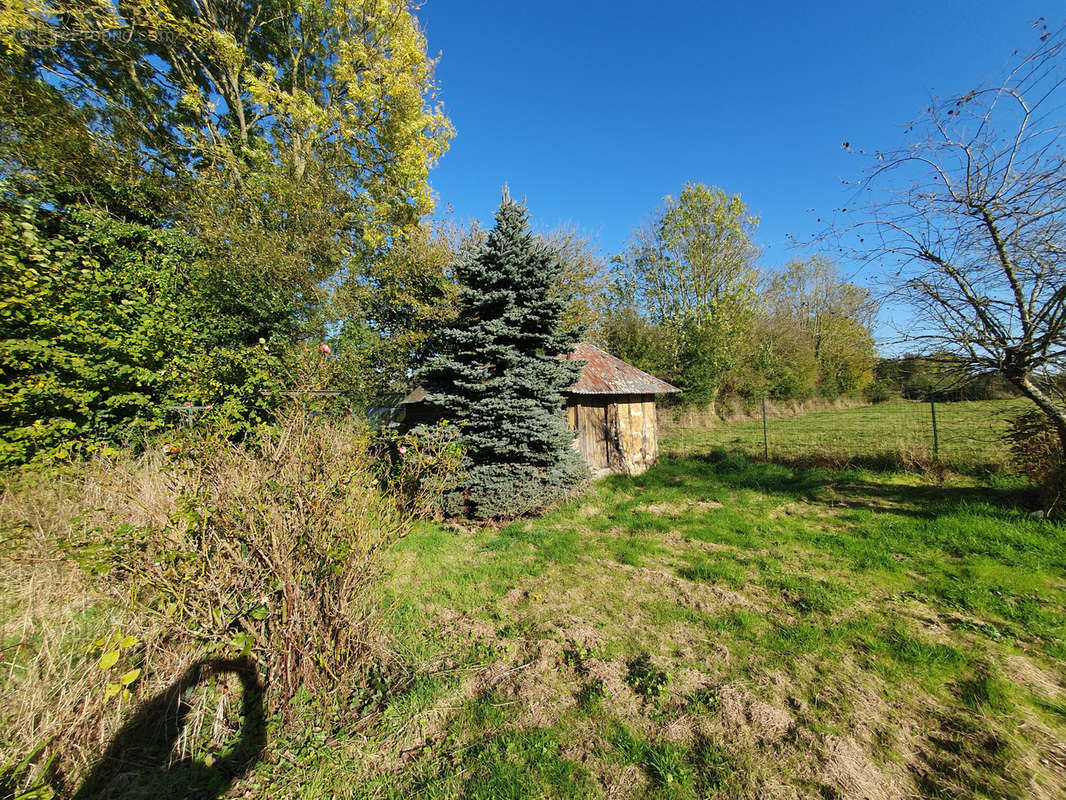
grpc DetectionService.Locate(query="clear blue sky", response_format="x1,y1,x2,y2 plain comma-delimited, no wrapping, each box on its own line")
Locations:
417,0,1057,339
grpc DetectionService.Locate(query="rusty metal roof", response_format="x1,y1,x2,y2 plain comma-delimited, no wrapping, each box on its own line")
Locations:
564,342,679,395
401,386,428,404
399,343,679,404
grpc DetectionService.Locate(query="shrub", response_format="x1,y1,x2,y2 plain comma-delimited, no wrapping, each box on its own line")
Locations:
70,408,454,715
0,200,305,467
863,379,898,404
1008,409,1064,516
1,409,459,795
382,420,465,518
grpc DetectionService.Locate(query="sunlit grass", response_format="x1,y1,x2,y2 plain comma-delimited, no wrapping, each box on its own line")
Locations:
661,398,1028,475
359,451,1066,798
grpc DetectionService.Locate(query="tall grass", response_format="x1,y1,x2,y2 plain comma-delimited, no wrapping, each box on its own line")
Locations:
0,409,459,797
1,464,157,795
659,395,864,429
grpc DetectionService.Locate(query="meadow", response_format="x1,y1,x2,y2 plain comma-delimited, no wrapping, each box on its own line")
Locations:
4,405,1065,799
248,452,1066,799
5,4,1064,797
661,399,1027,475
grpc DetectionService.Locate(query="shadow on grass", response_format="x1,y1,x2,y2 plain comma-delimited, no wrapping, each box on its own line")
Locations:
643,450,1033,519
664,438,1012,479
72,656,265,800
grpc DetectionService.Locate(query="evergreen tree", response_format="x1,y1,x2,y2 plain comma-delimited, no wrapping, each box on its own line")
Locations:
423,194,586,518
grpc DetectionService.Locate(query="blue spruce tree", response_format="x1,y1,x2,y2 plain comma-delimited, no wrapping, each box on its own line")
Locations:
423,193,586,518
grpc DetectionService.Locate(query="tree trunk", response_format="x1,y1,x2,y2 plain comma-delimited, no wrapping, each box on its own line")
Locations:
1016,376,1066,461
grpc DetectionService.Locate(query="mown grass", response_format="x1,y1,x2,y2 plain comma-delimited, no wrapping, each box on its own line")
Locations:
661,398,1028,475
333,451,1066,799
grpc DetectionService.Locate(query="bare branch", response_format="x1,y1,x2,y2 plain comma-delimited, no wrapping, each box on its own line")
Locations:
831,23,1066,448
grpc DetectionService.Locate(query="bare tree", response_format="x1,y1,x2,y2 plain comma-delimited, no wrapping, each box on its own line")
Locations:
847,21,1066,453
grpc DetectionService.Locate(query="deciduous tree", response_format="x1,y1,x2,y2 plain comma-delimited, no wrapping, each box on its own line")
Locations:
764,257,877,396
0,0,451,239
611,183,760,404
843,22,1066,455
0,1,454,459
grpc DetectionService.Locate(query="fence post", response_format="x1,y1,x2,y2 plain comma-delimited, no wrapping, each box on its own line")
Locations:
929,398,939,457
762,393,769,460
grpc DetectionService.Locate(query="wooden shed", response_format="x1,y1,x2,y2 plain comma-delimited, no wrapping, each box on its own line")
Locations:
562,343,679,476
393,343,679,476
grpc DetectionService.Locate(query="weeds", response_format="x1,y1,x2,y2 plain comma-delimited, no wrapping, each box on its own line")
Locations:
0,739,56,800
0,407,458,796
0,466,155,794
65,412,403,714
576,679,607,711
609,726,693,791
625,654,669,705
687,688,721,715
609,725,732,799
1008,408,1064,516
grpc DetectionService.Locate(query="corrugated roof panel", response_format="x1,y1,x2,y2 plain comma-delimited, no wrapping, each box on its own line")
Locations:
564,342,679,395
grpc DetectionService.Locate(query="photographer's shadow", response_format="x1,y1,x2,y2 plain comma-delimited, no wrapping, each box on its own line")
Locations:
73,656,266,800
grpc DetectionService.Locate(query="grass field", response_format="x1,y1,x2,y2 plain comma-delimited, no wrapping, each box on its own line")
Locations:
5,407,1063,799
235,453,1066,799
661,399,1028,475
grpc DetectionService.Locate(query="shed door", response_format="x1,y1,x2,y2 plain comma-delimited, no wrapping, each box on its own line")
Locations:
568,398,609,469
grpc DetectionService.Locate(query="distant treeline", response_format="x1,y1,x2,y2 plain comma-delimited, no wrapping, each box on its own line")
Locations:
867,354,1023,403
587,185,878,409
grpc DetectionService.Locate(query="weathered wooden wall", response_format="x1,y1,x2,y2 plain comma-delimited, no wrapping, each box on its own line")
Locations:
608,394,658,475
567,394,659,475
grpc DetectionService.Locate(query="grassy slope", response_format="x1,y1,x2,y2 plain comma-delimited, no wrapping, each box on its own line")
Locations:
293,455,1066,800
661,399,1027,474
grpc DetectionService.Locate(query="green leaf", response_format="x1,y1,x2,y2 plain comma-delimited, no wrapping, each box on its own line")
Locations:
98,650,119,670
119,668,141,686
231,631,253,657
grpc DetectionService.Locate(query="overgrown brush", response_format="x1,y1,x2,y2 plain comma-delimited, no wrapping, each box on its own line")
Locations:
0,408,460,797
1008,409,1064,516
1,464,159,797
73,409,458,713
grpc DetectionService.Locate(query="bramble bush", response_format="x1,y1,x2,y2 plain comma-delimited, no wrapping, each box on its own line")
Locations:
0,408,461,795
1008,408,1064,517
380,420,466,517
67,408,460,717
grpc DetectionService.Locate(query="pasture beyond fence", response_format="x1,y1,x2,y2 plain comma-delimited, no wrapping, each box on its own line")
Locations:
660,398,1028,475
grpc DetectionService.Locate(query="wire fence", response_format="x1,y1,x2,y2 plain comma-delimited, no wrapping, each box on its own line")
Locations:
661,397,1026,476
163,392,1026,477
163,392,353,428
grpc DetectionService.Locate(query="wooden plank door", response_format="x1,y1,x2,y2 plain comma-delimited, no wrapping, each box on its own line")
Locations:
570,399,609,469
